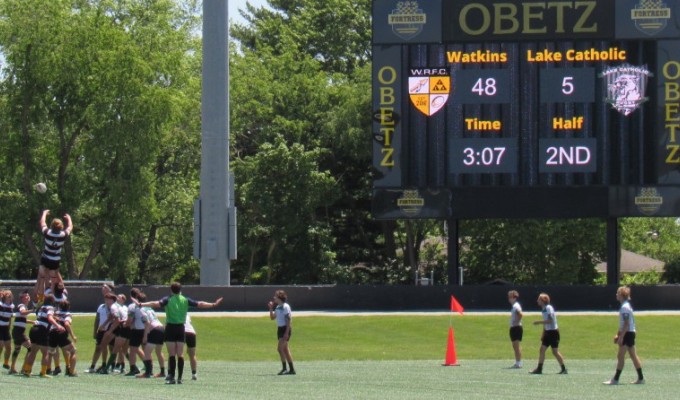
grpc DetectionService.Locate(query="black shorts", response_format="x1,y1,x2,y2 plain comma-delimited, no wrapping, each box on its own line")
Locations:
509,326,523,342
117,326,131,340
49,330,71,348
541,329,560,349
0,325,10,341
148,328,164,345
129,329,145,347
41,257,61,271
620,331,636,347
29,325,50,347
96,330,106,345
12,327,29,346
185,332,197,349
277,326,292,340
165,323,185,343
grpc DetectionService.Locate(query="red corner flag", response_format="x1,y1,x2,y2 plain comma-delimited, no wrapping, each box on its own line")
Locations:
450,295,464,315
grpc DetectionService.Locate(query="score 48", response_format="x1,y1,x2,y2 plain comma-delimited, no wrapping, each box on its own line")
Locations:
471,77,499,96
453,70,510,103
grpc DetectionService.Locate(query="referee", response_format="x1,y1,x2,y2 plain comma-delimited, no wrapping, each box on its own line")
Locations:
136,282,222,384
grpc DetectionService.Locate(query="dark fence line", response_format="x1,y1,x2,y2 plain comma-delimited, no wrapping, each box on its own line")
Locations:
3,284,680,313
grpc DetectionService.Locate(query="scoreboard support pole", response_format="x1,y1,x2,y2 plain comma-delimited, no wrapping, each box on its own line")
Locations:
447,219,461,286
606,218,621,286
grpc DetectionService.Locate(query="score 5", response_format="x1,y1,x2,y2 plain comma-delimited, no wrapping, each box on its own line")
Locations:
540,68,595,103
452,69,510,104
450,138,518,174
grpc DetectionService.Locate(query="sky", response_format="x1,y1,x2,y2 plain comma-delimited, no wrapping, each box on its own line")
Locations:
228,0,269,25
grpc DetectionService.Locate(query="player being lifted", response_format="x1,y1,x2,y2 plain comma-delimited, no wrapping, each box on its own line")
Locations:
35,210,73,301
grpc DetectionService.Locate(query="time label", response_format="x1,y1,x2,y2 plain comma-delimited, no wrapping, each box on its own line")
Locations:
539,68,595,103
452,69,511,104
539,138,597,173
450,138,518,173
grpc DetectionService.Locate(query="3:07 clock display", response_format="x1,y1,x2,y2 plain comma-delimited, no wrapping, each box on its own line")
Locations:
450,138,518,174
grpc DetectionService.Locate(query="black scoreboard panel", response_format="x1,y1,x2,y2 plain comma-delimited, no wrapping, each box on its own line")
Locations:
372,0,680,219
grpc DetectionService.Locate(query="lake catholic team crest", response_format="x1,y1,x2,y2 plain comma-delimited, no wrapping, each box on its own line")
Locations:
408,68,450,116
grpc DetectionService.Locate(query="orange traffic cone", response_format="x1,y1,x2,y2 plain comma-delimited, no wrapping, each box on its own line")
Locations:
443,326,460,366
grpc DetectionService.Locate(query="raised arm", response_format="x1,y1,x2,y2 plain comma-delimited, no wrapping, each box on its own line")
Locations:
40,209,49,230
63,213,73,234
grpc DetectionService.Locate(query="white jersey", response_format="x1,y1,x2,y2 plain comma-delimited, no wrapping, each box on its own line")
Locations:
110,302,125,324
117,304,128,323
0,302,14,327
142,307,163,329
96,303,110,329
185,314,196,335
541,304,558,331
128,303,146,330
619,301,636,332
510,302,522,327
274,303,292,327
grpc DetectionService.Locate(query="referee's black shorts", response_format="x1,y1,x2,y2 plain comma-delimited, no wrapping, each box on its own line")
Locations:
164,323,185,343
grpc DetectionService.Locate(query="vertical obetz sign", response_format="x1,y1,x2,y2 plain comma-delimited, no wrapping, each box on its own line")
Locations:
372,45,402,187
657,40,680,184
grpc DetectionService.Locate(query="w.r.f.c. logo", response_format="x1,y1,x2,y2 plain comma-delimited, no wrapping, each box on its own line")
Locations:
408,68,450,117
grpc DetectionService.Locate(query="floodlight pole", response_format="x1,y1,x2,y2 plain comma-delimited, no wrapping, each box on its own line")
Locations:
195,0,236,285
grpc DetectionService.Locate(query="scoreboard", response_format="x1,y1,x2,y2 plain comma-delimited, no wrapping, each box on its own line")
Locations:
372,0,680,219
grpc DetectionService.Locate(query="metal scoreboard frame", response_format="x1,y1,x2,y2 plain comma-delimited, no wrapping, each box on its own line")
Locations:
371,0,680,220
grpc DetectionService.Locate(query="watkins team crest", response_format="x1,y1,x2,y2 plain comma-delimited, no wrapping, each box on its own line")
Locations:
388,1,427,40
600,64,652,116
408,68,450,116
631,0,672,36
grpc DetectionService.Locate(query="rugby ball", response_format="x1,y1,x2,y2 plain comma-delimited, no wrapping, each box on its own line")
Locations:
35,182,47,193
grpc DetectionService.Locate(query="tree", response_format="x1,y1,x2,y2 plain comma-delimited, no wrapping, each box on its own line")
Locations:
233,136,337,283
0,0,199,282
460,219,605,284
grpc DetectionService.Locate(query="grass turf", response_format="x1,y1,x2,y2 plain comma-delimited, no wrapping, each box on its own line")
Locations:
0,360,674,400
2,314,677,399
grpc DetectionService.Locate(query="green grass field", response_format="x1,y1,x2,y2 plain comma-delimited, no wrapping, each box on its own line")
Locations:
1,314,678,399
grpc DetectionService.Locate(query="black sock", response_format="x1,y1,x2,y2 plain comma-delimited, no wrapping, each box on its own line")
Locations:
192,369,196,375
281,361,287,371
178,357,184,380
560,364,566,372
614,369,622,381
144,360,152,375
288,361,295,371
636,368,644,380
536,363,543,371
168,356,176,378
90,363,95,369
161,366,165,374
107,354,116,368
